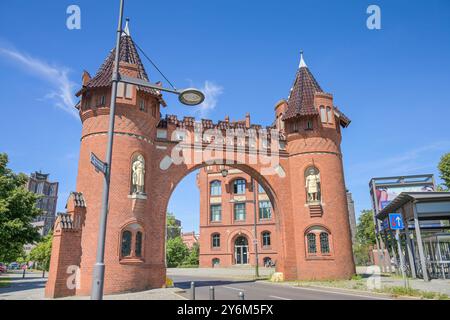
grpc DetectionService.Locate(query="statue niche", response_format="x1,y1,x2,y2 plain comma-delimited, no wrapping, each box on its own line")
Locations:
131,154,146,195
305,167,321,204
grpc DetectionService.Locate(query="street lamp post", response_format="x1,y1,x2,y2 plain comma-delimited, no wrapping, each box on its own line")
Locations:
90,0,204,300
251,177,260,278
90,0,125,301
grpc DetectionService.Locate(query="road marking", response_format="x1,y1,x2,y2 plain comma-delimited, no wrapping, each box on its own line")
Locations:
223,286,245,292
291,286,392,300
269,295,291,300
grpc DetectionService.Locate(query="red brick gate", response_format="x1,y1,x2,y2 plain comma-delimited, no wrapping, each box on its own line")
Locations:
45,29,355,298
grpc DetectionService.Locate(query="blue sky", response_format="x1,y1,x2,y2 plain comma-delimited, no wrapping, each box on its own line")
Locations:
1,1,450,232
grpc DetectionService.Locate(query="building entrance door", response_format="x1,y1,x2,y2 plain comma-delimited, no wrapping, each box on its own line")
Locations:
234,236,249,265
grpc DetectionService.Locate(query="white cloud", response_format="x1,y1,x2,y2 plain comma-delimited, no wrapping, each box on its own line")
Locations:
194,81,224,118
0,47,78,118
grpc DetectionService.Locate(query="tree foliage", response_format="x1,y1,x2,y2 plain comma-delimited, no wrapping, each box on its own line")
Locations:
353,209,376,266
166,236,189,267
356,209,376,246
166,212,181,240
29,232,53,270
438,153,450,190
182,242,199,266
0,153,41,262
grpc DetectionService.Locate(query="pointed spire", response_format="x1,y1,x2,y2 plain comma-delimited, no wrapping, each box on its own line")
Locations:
283,52,323,120
122,18,130,37
299,50,307,68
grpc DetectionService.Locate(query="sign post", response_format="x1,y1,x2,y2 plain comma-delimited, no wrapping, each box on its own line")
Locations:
389,213,408,288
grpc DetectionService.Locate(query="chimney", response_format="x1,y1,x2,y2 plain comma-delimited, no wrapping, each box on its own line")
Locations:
245,113,250,128
225,115,230,123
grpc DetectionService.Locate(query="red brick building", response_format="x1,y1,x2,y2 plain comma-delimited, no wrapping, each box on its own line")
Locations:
197,165,278,268
45,23,355,298
181,232,199,249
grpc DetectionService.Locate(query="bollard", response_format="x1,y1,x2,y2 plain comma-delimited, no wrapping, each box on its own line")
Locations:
239,291,245,300
190,281,196,300
22,268,26,278
209,286,215,300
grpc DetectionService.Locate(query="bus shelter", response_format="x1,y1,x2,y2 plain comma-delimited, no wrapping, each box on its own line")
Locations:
377,192,450,281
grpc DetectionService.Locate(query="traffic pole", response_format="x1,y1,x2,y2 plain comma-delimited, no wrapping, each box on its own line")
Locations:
395,229,408,288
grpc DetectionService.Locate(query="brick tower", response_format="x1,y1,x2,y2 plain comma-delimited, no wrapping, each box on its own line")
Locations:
276,53,354,279
46,22,167,297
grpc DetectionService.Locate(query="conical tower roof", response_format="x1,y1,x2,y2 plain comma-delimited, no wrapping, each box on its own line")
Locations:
283,52,323,120
79,20,162,99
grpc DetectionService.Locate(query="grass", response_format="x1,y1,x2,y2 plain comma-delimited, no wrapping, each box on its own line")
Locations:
375,286,449,300
269,274,450,300
0,276,11,288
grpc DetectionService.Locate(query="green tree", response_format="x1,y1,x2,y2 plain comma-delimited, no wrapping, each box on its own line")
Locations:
0,153,41,262
182,242,199,266
438,153,450,190
166,236,189,267
353,210,377,266
166,212,181,240
356,209,376,246
29,232,53,270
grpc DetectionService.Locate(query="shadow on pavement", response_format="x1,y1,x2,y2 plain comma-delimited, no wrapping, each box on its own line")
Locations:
174,279,255,290
0,277,47,295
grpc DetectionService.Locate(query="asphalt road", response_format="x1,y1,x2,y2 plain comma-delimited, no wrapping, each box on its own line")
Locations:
171,275,393,300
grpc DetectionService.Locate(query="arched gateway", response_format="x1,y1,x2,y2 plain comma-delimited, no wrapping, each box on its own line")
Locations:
45,25,355,298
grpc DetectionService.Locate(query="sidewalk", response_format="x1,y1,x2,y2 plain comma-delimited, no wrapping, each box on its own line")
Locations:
0,271,183,300
357,266,450,296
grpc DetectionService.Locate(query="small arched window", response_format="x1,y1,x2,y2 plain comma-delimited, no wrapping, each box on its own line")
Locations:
233,179,246,194
307,233,317,254
210,180,222,196
121,230,132,257
320,232,330,254
212,258,220,267
262,232,271,247
120,223,144,260
212,233,220,248
305,226,332,257
263,257,273,267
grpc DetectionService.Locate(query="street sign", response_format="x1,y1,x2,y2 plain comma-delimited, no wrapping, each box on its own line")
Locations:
90,152,107,175
388,213,404,230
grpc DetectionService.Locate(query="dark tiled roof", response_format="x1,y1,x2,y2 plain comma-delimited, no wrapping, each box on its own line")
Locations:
334,106,351,127
78,35,162,99
283,66,323,120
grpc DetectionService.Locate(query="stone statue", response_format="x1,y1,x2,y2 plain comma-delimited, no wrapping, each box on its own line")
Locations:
132,155,145,194
305,168,320,203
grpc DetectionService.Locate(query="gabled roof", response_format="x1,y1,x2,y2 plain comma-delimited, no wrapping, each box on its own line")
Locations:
283,53,323,120
76,22,164,103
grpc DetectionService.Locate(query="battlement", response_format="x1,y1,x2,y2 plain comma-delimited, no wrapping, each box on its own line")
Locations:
157,114,286,140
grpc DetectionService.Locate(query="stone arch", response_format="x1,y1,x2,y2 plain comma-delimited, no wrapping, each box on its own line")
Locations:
159,160,286,272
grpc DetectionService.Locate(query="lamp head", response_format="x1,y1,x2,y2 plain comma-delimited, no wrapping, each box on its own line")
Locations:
178,88,205,106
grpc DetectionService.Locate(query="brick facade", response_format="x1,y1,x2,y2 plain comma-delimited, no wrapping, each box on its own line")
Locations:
45,30,355,298
197,165,278,268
